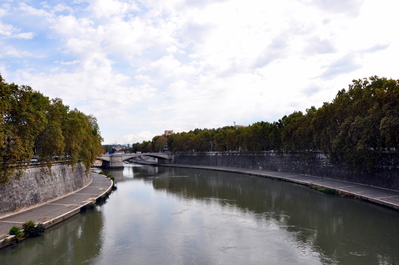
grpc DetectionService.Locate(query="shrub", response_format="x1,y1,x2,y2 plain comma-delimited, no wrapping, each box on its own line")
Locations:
22,220,45,237
9,226,24,238
22,220,36,236
309,184,338,195
32,223,45,236
106,173,115,181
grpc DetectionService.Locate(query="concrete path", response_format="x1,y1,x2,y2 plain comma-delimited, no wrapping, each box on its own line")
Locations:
162,164,399,211
0,173,113,246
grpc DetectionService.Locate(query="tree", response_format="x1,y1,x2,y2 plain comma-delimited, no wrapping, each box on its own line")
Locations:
34,98,67,167
63,110,103,173
128,76,399,171
1,79,49,183
1,75,104,184
214,130,226,151
154,136,167,152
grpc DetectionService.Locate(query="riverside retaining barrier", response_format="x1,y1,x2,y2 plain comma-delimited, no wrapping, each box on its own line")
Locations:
0,163,91,216
173,151,399,191
0,172,113,249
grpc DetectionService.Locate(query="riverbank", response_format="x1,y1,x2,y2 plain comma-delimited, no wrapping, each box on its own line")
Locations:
161,164,399,211
172,152,399,191
0,172,113,249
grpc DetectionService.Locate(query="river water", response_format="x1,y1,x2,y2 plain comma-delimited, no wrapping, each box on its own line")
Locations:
1,164,399,265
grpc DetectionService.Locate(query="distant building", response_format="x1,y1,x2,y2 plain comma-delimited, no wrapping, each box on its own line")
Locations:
233,121,244,129
112,145,127,151
93,159,103,167
163,130,174,137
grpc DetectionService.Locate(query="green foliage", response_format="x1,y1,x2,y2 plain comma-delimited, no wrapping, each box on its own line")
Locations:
22,220,35,237
34,98,67,168
1,79,48,183
318,76,399,170
0,75,104,184
9,226,24,238
309,184,339,195
131,140,153,153
153,136,168,152
22,219,35,230
106,173,115,181
136,76,399,171
32,223,45,237
21,220,45,237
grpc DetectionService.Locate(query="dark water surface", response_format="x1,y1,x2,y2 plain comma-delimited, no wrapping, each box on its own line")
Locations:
1,164,399,265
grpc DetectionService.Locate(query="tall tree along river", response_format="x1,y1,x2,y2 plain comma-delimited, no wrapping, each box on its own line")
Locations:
1,164,399,265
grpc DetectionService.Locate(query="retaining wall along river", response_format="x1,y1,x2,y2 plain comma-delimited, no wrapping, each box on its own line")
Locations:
0,163,90,216
173,151,399,191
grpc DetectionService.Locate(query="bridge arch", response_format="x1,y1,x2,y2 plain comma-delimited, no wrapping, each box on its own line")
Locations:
97,153,173,168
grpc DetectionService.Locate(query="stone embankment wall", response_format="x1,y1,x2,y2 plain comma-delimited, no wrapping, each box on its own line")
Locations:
0,163,90,216
173,152,399,191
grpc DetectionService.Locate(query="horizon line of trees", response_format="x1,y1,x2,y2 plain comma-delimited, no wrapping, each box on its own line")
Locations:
1,75,104,185
128,76,399,171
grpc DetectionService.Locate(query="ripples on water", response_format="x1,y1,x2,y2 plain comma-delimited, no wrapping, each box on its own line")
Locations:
1,164,399,265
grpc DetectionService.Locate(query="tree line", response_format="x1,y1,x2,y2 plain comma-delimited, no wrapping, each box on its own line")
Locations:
130,76,399,170
0,75,104,184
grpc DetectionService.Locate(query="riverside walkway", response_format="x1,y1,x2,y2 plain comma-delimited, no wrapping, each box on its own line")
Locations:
0,172,113,247
163,164,399,211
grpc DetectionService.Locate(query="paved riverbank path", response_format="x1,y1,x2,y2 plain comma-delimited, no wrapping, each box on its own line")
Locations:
163,164,399,211
0,173,113,244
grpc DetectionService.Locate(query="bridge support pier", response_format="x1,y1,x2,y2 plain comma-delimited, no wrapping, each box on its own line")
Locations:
101,154,124,169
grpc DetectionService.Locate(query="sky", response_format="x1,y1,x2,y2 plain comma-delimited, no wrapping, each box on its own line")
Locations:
1,0,398,144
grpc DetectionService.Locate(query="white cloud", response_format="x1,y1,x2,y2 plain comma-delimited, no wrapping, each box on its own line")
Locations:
0,21,15,36
19,3,52,17
308,0,365,16
86,0,140,18
0,8,7,17
13,32,34,39
0,43,33,58
124,131,155,143
0,21,34,39
59,60,81,65
2,0,399,143
53,4,73,13
321,53,362,79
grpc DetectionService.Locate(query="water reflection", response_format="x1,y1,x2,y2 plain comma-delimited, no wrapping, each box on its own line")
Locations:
0,208,104,265
101,165,399,264
99,164,162,182
1,164,398,265
149,167,399,265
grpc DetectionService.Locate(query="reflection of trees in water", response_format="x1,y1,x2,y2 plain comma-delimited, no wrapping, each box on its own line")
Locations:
0,209,104,264
151,167,399,265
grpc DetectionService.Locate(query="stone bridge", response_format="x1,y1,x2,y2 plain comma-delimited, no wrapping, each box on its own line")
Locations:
97,153,173,168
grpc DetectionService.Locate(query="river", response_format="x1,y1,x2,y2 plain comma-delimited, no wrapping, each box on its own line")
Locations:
1,164,399,265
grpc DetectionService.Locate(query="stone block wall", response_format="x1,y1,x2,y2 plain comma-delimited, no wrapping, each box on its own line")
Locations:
173,152,399,191
0,162,91,216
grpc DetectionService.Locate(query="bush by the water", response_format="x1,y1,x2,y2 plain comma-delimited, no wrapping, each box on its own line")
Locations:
9,226,24,238
22,220,45,237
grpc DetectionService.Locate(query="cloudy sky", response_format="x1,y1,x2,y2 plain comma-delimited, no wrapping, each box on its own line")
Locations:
1,0,398,144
